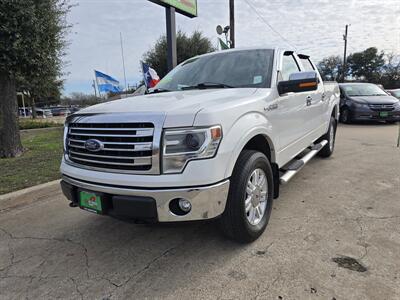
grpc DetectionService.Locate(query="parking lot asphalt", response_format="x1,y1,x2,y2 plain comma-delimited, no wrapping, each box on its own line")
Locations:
0,123,399,300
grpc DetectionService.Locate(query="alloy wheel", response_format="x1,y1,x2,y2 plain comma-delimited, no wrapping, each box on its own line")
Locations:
245,168,268,226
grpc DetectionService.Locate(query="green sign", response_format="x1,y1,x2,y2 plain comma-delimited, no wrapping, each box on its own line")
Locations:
149,0,197,18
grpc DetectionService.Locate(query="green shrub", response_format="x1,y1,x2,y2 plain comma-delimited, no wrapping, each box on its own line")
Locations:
19,119,63,130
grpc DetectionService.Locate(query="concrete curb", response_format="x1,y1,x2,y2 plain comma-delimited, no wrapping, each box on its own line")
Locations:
0,179,61,212
0,179,61,201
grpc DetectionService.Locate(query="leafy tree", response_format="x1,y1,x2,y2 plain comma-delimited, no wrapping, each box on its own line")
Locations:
380,54,400,89
143,30,216,78
317,56,343,81
347,47,385,83
0,0,71,157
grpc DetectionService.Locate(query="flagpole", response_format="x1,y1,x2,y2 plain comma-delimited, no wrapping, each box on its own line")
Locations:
120,32,127,94
140,61,148,91
94,70,101,98
92,80,97,98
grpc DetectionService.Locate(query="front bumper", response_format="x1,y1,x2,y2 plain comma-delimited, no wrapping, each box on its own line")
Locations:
61,175,229,222
350,107,400,121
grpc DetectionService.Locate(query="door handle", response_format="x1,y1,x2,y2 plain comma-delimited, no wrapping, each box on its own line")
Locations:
306,96,312,106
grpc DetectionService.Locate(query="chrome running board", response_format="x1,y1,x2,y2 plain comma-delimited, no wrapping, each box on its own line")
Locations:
280,140,328,185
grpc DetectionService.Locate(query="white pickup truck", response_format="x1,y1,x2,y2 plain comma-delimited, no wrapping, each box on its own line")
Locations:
61,47,340,243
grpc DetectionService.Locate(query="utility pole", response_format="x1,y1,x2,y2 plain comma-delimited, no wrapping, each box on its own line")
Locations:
229,0,235,48
342,24,349,82
166,6,177,71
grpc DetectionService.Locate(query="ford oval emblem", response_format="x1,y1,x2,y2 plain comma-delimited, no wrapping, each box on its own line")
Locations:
84,139,103,152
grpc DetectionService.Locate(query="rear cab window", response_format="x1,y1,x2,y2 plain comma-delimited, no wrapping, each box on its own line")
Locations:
298,55,315,72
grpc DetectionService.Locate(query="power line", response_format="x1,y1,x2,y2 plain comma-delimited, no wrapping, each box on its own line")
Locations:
242,0,296,49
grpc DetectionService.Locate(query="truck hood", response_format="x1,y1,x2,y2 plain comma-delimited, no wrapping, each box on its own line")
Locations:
78,88,258,127
350,95,399,105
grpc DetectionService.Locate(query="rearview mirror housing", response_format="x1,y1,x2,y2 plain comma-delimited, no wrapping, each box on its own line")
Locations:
278,71,318,95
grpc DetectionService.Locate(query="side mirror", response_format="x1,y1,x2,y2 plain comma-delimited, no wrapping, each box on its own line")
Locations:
278,71,318,95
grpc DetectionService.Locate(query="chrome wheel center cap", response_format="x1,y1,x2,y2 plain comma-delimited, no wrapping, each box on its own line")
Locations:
252,188,261,206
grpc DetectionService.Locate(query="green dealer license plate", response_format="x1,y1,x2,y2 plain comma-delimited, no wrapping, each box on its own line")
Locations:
379,111,389,117
79,191,103,214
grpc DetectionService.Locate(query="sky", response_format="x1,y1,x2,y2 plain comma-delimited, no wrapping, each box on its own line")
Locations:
63,0,400,95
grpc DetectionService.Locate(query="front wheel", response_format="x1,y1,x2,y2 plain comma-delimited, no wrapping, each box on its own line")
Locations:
340,108,351,124
220,150,274,243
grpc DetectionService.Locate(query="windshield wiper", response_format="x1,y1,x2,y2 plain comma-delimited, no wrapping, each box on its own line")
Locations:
181,82,234,90
147,88,171,94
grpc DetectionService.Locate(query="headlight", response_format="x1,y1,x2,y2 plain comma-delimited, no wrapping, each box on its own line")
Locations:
162,126,222,174
63,124,69,152
353,102,368,108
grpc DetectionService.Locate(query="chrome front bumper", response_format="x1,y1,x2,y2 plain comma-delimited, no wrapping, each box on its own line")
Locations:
61,175,229,222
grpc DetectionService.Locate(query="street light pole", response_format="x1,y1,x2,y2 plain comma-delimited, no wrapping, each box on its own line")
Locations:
342,24,349,82
229,0,235,48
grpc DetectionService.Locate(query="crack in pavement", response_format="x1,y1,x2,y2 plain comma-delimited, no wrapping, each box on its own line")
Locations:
0,227,90,279
360,215,400,220
70,277,84,300
110,244,180,292
355,218,369,260
253,267,282,300
104,224,207,299
0,224,203,299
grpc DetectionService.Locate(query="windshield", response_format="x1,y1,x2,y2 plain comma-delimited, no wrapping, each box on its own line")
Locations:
155,49,274,91
342,84,387,96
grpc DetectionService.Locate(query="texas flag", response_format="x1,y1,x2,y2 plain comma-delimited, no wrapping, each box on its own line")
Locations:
141,62,160,88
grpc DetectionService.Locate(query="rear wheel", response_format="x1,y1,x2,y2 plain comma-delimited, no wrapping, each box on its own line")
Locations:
318,117,336,158
220,150,274,243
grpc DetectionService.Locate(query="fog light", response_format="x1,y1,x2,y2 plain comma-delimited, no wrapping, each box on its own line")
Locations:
169,198,192,216
178,198,192,213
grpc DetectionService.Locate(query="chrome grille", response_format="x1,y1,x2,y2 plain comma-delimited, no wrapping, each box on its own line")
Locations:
368,104,394,111
67,123,154,172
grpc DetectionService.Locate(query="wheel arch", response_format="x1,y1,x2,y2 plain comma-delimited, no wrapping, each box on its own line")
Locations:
241,134,275,162
225,130,276,177
224,131,280,199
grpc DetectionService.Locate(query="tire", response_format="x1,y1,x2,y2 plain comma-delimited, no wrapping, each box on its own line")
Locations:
318,117,336,158
340,108,351,124
220,150,274,243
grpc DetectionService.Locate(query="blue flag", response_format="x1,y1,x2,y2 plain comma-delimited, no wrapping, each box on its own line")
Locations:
94,70,122,93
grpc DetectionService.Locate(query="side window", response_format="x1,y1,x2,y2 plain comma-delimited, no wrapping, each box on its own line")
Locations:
300,58,315,72
281,53,300,81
